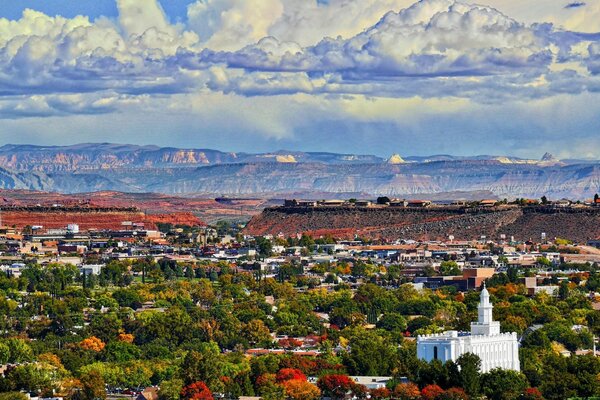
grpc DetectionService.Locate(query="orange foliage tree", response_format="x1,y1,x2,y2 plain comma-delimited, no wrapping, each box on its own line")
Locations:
80,336,105,352
394,382,421,400
117,333,134,343
282,379,321,400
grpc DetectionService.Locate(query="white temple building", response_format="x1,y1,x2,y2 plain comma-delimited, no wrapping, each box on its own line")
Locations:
417,284,520,372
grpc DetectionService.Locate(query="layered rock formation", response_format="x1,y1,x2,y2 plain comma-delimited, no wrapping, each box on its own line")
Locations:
244,206,600,242
0,144,598,199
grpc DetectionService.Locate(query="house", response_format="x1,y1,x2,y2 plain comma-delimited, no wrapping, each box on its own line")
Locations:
79,264,104,275
318,199,346,207
136,387,159,400
407,200,432,208
390,199,409,207
479,199,497,207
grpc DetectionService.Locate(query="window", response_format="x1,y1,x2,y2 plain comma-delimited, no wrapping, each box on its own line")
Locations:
434,346,438,360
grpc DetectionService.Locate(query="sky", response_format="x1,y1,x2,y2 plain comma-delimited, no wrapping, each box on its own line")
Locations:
0,0,599,158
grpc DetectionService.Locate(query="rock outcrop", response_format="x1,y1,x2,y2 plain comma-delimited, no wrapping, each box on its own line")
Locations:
244,206,600,242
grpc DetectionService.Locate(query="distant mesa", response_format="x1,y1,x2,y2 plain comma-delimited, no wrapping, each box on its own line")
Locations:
387,154,406,164
275,155,297,163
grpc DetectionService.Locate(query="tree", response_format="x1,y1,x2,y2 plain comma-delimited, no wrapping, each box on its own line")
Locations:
421,384,445,400
558,281,569,300
276,368,307,383
5,338,33,363
438,388,469,400
180,343,225,392
78,370,107,400
0,394,27,400
181,381,213,400
282,379,320,400
0,342,9,365
159,378,184,400
540,196,548,205
377,196,391,205
439,261,461,276
457,352,480,397
376,313,408,332
480,369,528,400
242,319,272,345
112,288,143,309
80,336,106,352
370,387,392,399
393,383,421,400
342,329,398,376
520,387,544,400
317,374,355,399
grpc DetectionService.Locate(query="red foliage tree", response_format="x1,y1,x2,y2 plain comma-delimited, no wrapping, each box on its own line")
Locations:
276,368,307,383
317,374,355,399
181,381,213,400
521,387,544,400
370,387,392,399
351,383,369,399
421,384,445,400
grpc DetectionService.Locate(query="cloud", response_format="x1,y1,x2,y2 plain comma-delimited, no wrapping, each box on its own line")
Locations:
0,0,598,133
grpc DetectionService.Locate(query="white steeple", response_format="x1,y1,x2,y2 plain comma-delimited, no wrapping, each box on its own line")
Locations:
471,282,501,335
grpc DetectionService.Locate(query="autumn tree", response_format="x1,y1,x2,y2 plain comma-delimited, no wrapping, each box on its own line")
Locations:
181,381,213,400
393,382,421,400
276,368,307,383
421,384,445,400
282,379,320,400
80,336,105,352
317,374,355,399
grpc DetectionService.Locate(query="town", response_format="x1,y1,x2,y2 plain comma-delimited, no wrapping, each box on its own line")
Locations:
0,196,599,400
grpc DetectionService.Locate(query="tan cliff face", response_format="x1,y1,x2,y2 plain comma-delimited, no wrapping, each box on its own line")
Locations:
0,144,597,199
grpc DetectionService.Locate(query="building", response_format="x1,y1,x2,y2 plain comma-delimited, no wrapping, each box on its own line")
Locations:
417,284,520,372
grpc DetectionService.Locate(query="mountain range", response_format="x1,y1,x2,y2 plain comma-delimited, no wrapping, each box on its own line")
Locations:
0,143,598,199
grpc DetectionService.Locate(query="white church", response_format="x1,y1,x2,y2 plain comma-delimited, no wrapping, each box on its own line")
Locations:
417,284,520,372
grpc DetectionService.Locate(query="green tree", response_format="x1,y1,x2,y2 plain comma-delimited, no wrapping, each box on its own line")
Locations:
480,369,528,400
5,338,34,363
159,378,184,400
376,313,407,332
78,370,107,400
342,328,398,376
180,342,225,392
0,342,9,365
457,353,480,397
439,261,461,276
